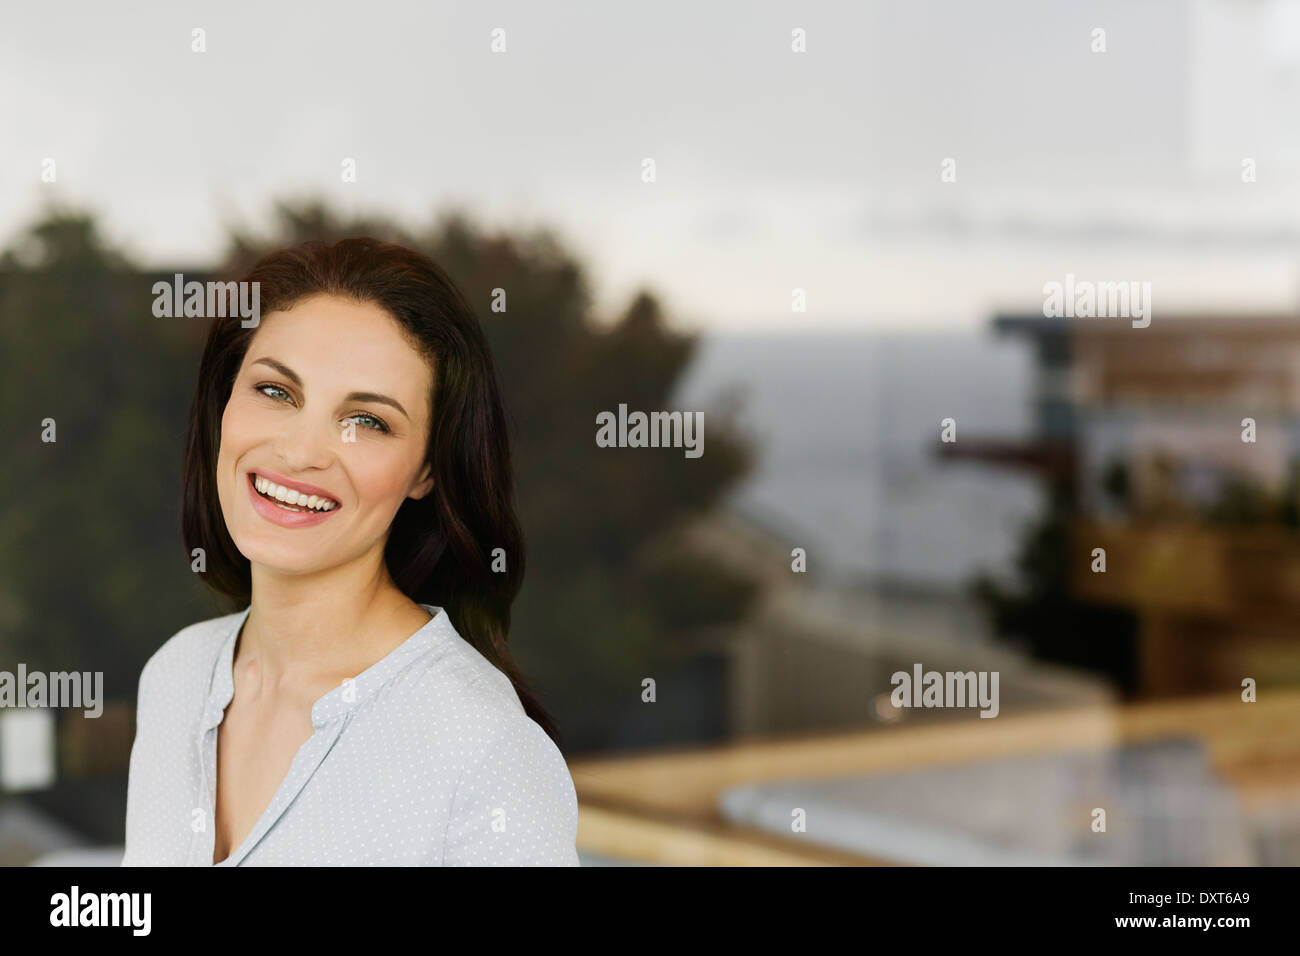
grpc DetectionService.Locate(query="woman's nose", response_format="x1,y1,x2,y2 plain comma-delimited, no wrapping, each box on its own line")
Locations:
271,412,337,473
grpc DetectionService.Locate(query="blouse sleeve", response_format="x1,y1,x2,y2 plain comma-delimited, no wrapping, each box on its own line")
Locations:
121,652,161,866
441,715,580,866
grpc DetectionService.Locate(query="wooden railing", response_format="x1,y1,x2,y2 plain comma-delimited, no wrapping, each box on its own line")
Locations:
570,692,1300,865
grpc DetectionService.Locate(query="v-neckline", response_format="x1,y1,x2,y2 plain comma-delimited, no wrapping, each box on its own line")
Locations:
210,615,328,866
209,714,345,866
212,719,318,866
198,604,445,867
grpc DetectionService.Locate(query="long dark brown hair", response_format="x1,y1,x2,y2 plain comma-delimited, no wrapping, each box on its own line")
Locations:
180,237,560,747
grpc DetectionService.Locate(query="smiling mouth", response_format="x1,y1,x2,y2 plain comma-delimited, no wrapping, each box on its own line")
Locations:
248,473,341,513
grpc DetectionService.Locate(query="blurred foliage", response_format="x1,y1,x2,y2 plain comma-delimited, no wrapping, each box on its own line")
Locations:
1280,460,1300,529
0,210,213,699
0,201,761,755
1096,452,1300,527
1100,457,1128,510
970,475,1140,694
1204,473,1276,525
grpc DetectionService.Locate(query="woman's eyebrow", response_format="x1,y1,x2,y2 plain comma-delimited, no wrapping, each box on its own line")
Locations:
344,391,409,420
251,356,302,387
250,356,410,421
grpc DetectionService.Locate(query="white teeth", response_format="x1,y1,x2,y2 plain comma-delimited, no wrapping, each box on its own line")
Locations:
251,475,338,512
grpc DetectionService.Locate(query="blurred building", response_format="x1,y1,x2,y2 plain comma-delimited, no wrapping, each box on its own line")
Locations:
947,313,1300,698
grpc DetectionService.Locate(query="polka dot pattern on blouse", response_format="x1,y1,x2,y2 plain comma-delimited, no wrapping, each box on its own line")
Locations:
121,604,580,866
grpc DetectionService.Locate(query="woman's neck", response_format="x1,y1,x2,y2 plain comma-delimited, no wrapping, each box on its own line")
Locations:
240,548,429,689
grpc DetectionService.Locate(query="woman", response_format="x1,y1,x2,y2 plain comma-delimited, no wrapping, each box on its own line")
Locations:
122,238,579,866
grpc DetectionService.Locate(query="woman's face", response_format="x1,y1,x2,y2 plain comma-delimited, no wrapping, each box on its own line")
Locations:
215,293,435,578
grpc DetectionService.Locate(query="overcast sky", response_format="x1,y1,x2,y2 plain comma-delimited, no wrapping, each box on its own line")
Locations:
4,0,1300,331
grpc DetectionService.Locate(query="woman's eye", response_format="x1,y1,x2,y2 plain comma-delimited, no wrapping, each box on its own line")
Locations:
344,413,390,434
255,383,292,402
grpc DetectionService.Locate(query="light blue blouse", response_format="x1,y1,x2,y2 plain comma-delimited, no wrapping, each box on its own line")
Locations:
121,604,579,866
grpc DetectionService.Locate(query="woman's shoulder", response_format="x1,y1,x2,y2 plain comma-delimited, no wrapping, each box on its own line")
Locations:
394,609,558,752
400,614,578,863
403,621,521,719
137,608,245,702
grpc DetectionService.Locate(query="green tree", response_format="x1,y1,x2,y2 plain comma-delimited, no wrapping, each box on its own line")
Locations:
0,210,212,699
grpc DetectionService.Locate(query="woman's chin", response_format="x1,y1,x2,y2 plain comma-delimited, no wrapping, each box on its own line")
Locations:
235,539,336,577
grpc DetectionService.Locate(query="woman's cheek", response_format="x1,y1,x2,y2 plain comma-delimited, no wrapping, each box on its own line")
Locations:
350,456,417,513
219,399,251,450
222,398,284,460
